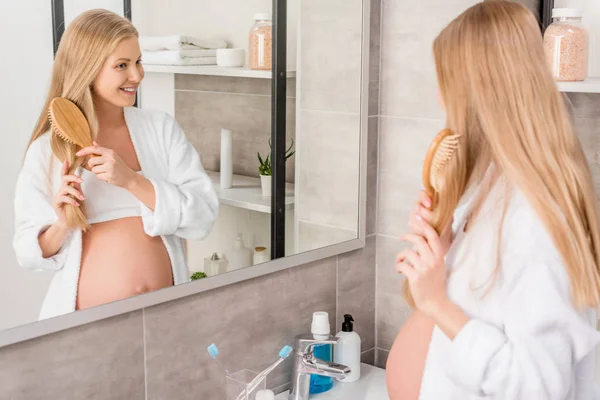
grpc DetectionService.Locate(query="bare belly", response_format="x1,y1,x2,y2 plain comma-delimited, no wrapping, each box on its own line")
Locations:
76,217,173,310
386,311,435,400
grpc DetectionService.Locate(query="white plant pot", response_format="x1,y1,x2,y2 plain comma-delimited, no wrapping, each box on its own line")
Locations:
260,175,272,197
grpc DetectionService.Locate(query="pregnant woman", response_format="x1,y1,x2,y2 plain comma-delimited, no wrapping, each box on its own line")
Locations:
13,9,218,319
387,2,600,399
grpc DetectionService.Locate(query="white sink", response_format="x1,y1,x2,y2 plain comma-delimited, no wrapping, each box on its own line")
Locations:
275,363,389,400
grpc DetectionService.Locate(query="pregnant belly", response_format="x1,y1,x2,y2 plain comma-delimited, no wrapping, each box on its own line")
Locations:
386,311,435,400
76,217,173,310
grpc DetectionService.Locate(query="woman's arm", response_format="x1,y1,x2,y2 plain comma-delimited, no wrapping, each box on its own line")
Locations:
13,138,72,271
398,219,600,399
136,114,218,240
38,222,72,258
439,259,600,399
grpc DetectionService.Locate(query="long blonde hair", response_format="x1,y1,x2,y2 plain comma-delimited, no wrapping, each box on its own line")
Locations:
28,9,138,231
405,1,600,309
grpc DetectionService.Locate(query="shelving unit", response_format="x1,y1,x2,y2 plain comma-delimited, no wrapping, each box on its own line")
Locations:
143,64,296,79
206,170,294,214
557,78,600,93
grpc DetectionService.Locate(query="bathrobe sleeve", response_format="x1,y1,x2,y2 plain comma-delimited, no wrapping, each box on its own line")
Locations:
140,115,219,240
443,255,600,399
13,137,70,271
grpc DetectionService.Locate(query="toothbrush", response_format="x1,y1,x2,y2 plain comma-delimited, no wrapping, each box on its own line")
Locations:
207,343,231,377
236,345,294,400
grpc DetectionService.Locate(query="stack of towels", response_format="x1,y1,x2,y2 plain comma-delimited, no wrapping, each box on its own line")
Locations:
140,35,228,66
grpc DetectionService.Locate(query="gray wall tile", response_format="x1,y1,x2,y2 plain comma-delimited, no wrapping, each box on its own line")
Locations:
375,348,389,369
377,116,443,237
297,222,357,254
376,235,412,351
574,118,600,198
361,348,376,366
379,0,479,119
299,0,363,113
567,93,600,119
296,109,360,230
0,312,144,400
176,75,297,98
337,236,377,351
176,90,296,182
144,258,337,399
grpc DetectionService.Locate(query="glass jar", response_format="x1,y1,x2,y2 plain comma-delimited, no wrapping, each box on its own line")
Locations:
543,8,589,82
249,13,273,70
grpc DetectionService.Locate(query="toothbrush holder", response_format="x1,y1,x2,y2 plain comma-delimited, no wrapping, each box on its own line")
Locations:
226,369,266,400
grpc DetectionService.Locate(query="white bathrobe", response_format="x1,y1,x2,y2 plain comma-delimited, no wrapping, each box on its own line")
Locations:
13,107,219,320
418,178,600,399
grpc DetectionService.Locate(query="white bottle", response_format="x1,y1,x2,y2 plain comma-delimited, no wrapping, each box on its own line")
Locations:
220,128,233,189
228,234,253,271
334,314,361,382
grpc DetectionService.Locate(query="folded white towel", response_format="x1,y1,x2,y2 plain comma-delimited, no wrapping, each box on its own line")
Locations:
139,35,227,51
143,52,217,66
143,49,216,59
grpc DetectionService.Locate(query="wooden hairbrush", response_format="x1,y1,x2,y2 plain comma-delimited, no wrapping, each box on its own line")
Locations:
48,97,95,156
422,128,460,198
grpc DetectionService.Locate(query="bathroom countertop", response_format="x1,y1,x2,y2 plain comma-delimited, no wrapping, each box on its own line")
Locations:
275,363,389,400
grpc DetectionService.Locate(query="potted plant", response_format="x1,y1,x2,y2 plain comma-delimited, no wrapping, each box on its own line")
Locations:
257,138,295,197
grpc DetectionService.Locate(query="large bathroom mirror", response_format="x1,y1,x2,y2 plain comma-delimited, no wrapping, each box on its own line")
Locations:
0,0,367,345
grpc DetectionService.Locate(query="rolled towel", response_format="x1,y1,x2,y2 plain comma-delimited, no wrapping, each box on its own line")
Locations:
139,35,227,51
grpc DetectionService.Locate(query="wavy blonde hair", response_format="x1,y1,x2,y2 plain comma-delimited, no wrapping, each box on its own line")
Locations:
405,0,600,309
27,9,138,231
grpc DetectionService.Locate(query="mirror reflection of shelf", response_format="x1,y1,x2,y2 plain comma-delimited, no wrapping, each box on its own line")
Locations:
206,170,294,214
143,64,297,79
557,78,600,93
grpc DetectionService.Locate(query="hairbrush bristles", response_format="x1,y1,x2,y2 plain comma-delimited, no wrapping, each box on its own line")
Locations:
48,110,75,144
429,134,460,191
422,128,460,197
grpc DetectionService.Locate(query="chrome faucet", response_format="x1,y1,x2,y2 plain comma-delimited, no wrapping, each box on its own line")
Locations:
288,334,351,400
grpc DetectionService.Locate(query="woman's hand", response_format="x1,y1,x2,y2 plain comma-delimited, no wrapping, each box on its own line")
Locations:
76,141,139,189
396,217,448,318
409,190,453,256
52,160,84,228
396,217,470,339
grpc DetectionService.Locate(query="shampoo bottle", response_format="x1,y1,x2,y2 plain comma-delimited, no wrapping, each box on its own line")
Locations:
334,314,361,382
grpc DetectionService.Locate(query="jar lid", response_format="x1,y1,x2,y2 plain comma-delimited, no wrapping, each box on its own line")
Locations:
552,8,583,18
254,13,272,21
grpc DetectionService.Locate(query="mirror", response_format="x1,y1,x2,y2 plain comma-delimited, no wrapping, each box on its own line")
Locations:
0,0,364,337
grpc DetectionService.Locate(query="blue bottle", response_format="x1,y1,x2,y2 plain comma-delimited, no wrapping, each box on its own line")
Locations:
309,311,334,394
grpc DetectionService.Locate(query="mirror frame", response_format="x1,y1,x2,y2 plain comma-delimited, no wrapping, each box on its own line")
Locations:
0,0,370,348
51,0,133,55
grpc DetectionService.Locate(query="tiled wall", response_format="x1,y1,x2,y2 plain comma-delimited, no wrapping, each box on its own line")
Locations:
174,74,297,183
0,0,379,398
295,0,365,252
373,0,600,367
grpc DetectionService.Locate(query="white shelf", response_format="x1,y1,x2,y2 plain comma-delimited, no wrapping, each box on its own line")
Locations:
207,170,294,214
557,78,600,93
143,64,296,79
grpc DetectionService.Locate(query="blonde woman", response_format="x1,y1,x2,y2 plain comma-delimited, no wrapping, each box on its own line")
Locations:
387,2,600,399
13,9,218,319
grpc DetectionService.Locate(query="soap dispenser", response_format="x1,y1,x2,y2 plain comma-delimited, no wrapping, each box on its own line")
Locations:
334,314,361,382
309,311,334,394
228,234,253,271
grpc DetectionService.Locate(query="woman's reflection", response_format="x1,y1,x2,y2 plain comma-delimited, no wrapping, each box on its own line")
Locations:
13,9,218,319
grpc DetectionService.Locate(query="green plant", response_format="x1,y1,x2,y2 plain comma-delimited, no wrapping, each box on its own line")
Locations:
190,271,207,280
257,138,295,176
